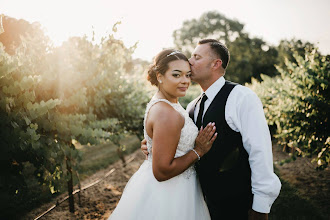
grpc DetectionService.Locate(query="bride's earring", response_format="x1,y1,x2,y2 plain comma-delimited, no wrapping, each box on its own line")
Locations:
159,80,162,84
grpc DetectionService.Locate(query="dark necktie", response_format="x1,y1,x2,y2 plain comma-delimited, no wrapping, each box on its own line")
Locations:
196,93,208,129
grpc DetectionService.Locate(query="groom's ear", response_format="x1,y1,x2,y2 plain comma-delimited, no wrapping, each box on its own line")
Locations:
212,59,222,70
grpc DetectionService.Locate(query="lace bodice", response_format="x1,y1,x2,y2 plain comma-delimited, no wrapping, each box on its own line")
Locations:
143,96,199,179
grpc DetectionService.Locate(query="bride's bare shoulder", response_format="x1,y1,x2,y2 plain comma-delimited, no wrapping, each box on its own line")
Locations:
148,101,184,127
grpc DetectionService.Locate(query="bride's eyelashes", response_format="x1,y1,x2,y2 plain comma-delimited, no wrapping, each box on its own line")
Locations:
171,72,192,78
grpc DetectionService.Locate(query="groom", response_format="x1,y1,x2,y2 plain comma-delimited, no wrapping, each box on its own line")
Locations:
142,39,281,219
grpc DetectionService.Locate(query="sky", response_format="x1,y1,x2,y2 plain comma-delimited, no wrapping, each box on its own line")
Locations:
1,0,330,61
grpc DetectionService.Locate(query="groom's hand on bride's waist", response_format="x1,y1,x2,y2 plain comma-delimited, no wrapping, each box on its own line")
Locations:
141,139,148,159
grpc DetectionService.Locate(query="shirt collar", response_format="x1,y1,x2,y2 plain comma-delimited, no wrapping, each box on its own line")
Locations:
204,76,225,102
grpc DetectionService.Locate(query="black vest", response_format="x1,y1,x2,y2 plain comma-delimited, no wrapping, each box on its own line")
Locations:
189,81,253,219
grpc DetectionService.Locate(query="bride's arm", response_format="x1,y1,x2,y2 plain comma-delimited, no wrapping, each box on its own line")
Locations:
149,102,216,182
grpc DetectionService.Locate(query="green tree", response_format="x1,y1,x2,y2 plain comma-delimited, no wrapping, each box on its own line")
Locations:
276,39,319,70
248,49,329,169
228,34,278,83
0,20,149,218
0,15,48,55
173,11,279,84
173,11,244,55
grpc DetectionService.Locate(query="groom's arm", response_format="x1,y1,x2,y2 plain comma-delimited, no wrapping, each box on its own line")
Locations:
227,87,281,214
239,91,281,213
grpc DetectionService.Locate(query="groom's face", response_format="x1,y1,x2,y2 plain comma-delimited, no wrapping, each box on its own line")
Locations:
189,44,214,83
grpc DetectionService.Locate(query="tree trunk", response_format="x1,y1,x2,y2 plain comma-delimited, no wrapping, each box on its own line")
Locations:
75,170,82,206
66,156,75,213
117,147,126,167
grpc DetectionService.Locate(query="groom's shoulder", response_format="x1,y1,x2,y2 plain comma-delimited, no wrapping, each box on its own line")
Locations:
230,83,259,100
226,80,252,92
233,84,254,94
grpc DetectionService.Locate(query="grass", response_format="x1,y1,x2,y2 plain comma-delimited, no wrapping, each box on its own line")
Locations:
77,135,141,180
269,167,327,220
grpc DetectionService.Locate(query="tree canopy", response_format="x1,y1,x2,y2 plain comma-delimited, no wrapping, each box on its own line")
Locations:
173,11,319,84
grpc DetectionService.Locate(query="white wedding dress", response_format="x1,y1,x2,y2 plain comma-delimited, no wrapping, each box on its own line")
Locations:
109,97,211,220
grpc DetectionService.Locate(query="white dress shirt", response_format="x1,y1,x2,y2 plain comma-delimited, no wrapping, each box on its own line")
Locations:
186,76,281,213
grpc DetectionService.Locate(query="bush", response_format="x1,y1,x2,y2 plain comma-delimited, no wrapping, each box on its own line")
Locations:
248,49,329,169
0,23,149,218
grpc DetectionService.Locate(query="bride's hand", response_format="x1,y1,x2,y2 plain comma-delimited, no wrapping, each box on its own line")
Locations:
194,122,217,157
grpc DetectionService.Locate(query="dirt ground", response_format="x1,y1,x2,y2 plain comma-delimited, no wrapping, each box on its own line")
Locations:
26,146,329,220
25,151,146,220
272,146,330,217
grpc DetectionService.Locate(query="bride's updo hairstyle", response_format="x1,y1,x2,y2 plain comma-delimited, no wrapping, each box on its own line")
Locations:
147,49,189,86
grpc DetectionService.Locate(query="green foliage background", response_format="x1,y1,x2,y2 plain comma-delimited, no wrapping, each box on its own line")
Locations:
0,10,329,218
0,21,150,218
173,10,329,169
248,50,329,169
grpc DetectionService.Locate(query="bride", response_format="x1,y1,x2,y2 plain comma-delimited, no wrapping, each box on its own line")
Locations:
109,49,217,220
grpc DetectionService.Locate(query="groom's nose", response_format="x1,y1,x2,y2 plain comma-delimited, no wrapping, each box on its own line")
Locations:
188,58,193,65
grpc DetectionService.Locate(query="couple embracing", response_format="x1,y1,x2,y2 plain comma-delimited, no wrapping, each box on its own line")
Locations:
109,39,281,220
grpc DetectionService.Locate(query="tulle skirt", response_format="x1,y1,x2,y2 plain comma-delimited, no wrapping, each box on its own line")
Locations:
108,160,211,220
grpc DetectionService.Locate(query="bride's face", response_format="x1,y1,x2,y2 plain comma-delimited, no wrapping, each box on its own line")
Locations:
158,60,191,98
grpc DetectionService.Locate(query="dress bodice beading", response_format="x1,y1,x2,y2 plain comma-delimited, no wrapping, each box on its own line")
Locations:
143,97,199,179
